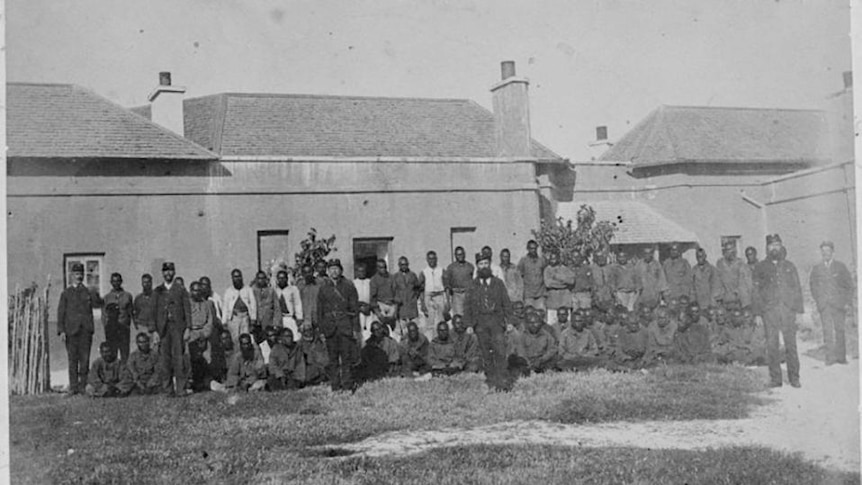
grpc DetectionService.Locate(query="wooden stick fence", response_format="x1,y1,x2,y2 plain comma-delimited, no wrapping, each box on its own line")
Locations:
8,277,51,395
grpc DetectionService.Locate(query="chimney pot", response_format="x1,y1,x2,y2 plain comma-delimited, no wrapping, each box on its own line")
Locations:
159,72,172,86
843,71,853,89
501,61,516,80
596,126,608,141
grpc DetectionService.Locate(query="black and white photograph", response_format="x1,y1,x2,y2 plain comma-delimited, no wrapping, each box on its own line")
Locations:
3,1,860,483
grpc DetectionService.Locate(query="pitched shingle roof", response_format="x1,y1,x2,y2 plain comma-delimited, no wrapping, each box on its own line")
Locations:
136,93,564,160
557,200,699,245
8,83,216,160
599,105,831,167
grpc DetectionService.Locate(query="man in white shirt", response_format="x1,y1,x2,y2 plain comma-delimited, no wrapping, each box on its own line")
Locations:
223,269,257,347
275,270,303,338
419,250,449,339
353,263,377,344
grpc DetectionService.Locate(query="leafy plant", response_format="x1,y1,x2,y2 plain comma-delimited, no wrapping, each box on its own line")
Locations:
532,204,616,266
294,228,337,272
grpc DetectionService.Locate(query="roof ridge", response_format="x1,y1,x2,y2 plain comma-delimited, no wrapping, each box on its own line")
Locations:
186,92,474,103
7,81,75,88
69,85,219,159
661,104,824,113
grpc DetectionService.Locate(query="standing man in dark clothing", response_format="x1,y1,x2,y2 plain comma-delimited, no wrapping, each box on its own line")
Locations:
518,240,547,311
752,234,804,388
58,263,99,395
253,270,283,332
810,241,854,365
590,252,615,311
444,246,475,317
298,264,320,332
464,252,514,392
102,273,134,362
133,274,158,349
317,259,361,392
154,262,192,395
663,243,693,303
393,257,422,338
745,247,759,269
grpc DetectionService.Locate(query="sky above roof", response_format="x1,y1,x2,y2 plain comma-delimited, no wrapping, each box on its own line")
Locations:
7,0,851,161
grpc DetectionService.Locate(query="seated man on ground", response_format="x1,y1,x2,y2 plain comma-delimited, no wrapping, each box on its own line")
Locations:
642,306,679,366
452,315,483,373
547,307,569,345
209,330,234,384
522,311,558,373
298,324,330,386
399,321,430,377
612,312,648,368
429,321,463,376
557,309,602,371
673,302,714,364
637,303,655,329
213,333,267,392
584,307,608,352
601,306,627,357
268,328,306,391
86,342,125,398
357,321,400,382
119,332,160,396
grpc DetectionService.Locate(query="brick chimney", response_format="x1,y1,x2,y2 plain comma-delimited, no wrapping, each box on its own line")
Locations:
147,72,186,136
588,125,614,161
491,61,532,159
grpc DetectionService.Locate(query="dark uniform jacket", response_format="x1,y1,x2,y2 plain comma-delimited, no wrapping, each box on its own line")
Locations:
752,259,804,316
464,276,512,330
154,282,192,336
57,284,97,336
317,277,360,338
810,260,854,310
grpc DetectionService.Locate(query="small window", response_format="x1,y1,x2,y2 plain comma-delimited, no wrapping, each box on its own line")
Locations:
63,253,105,295
353,238,393,278
257,230,291,274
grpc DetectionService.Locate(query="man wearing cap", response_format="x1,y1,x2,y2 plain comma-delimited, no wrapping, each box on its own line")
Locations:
153,262,193,395
635,246,668,309
663,243,693,303
692,248,720,309
610,251,641,311
317,259,361,392
810,241,854,365
518,240,547,311
223,269,257,347
464,252,515,391
716,241,753,309
752,234,804,388
57,262,100,395
444,246,475,316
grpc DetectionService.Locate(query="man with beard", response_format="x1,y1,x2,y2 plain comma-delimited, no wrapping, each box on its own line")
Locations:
429,321,461,376
223,269,257,347
810,241,854,365
465,252,515,391
393,257,422,339
215,333,267,392
716,242,753,309
752,234,804,388
253,270,283,339
518,240,547,311
663,243,693,303
154,262,192,396
268,328,306,390
399,321,431,377
120,332,161,395
102,272,134,363
275,270,303,339
452,315,483,373
444,246,475,317
317,259,361,392
692,248,720,309
133,274,158,349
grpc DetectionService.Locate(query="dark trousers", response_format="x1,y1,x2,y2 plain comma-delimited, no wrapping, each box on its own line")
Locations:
475,322,514,391
325,332,359,391
159,326,187,393
763,305,800,384
65,331,93,394
105,323,130,363
820,305,847,363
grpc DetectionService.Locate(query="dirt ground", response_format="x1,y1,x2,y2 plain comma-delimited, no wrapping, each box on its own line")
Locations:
332,341,860,473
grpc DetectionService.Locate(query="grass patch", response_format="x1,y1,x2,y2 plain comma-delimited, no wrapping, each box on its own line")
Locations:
11,364,770,484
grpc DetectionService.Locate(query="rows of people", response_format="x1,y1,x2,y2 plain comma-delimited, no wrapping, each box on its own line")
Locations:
58,233,852,396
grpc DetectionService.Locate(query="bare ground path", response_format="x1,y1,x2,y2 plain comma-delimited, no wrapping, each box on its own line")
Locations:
332,345,860,473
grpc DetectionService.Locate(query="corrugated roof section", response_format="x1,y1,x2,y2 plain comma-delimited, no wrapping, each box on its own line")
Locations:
7,83,217,160
599,105,832,166
557,200,699,245
177,92,564,160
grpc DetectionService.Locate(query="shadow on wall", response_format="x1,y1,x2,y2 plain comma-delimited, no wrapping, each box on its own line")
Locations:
7,159,232,177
